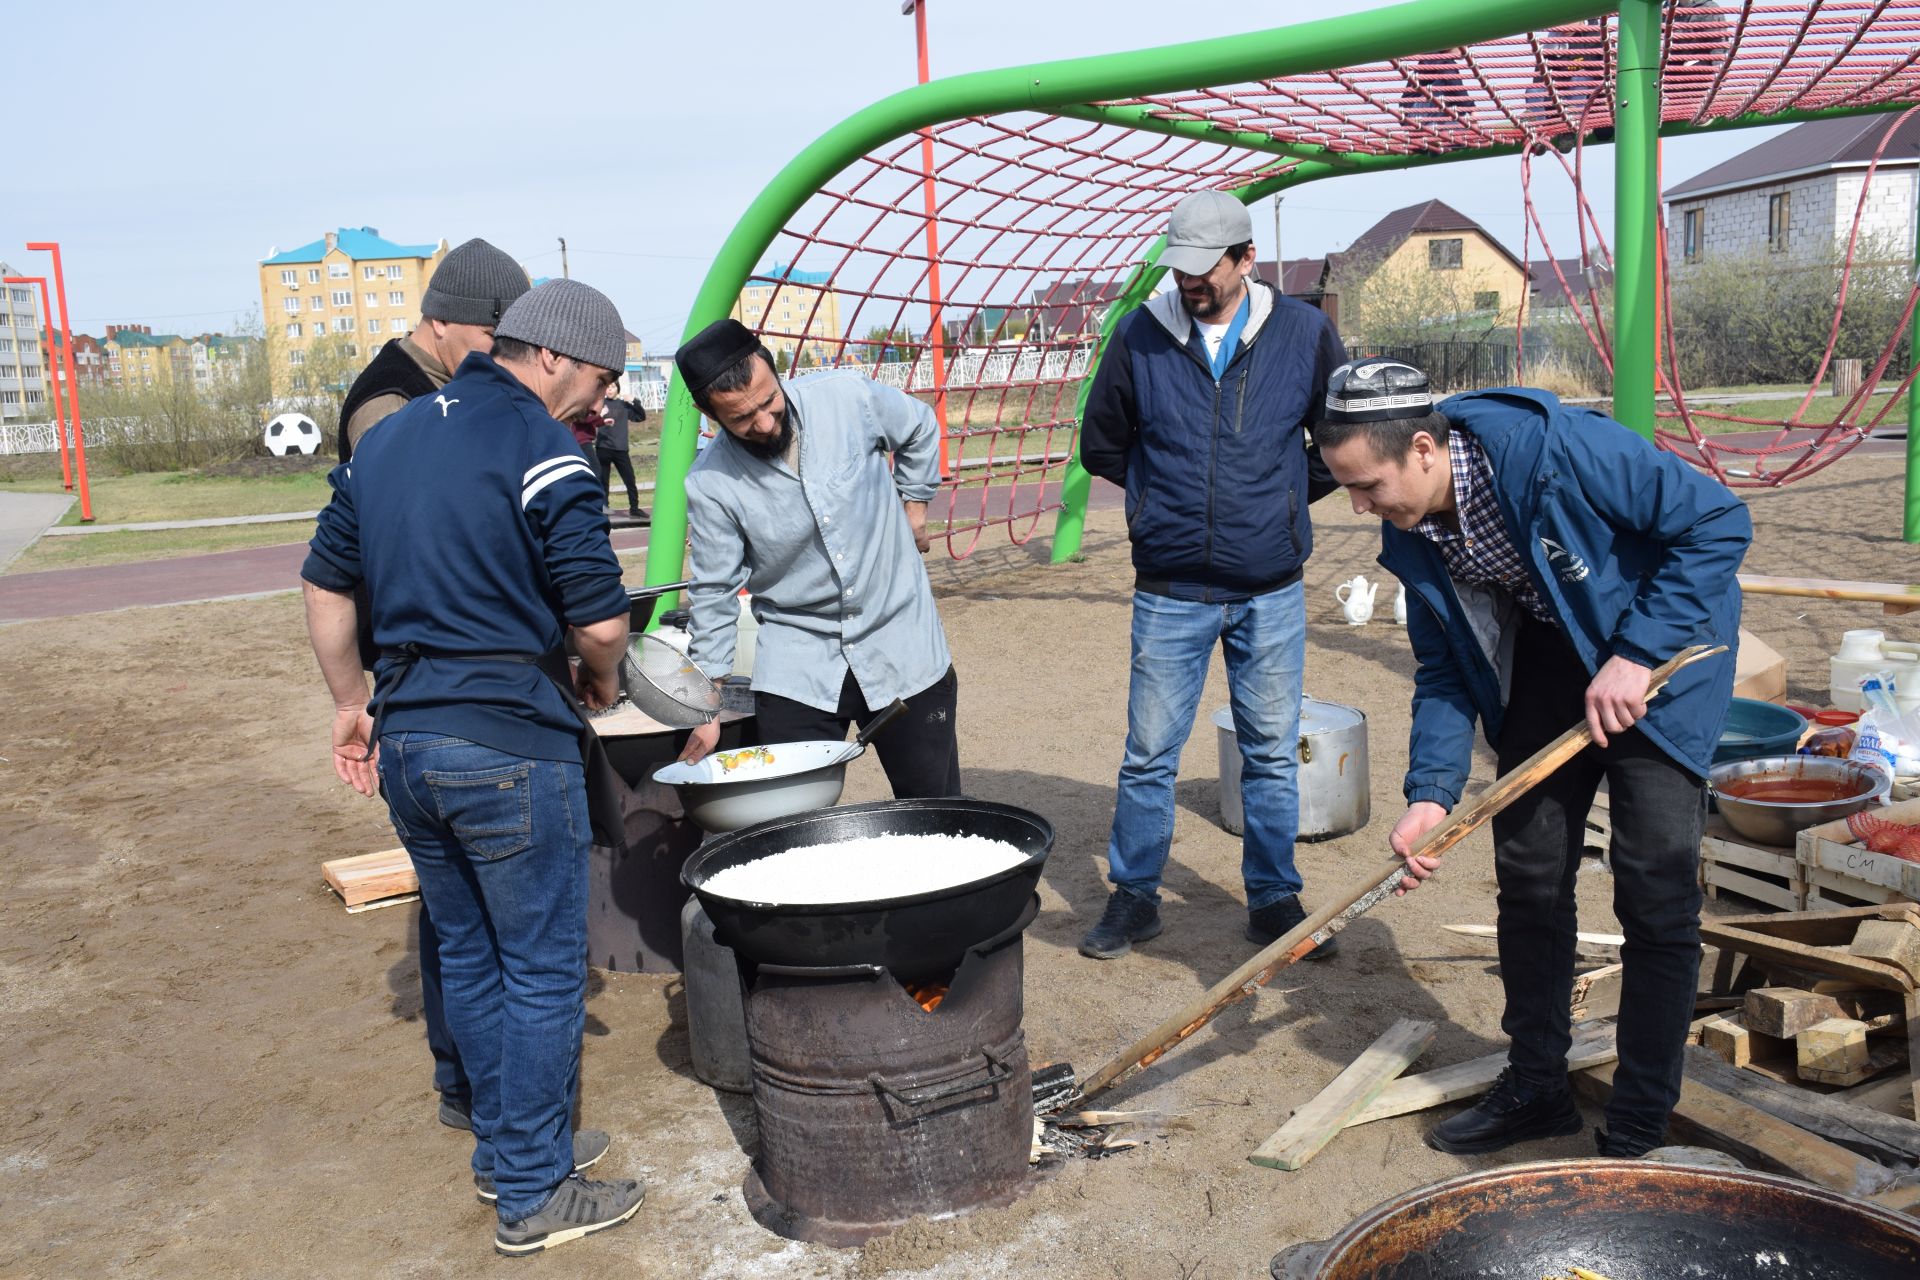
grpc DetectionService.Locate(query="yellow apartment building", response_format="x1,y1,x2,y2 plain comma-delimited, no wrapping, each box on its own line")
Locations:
259,227,447,394
104,326,190,389
1323,199,1530,334
730,263,843,368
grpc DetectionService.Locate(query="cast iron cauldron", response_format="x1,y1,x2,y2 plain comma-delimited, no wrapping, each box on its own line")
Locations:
1270,1159,1920,1279
681,797,1051,982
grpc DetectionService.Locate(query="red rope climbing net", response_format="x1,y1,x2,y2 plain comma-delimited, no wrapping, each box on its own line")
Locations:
740,2,1920,550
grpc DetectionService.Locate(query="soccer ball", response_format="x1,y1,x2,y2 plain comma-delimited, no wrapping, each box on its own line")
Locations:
264,412,322,456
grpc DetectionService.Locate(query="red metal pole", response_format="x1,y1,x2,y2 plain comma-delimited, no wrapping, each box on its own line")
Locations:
27,242,91,522
4,275,72,490
909,1,952,476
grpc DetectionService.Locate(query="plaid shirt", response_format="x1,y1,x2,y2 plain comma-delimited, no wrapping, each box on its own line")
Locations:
1414,430,1554,623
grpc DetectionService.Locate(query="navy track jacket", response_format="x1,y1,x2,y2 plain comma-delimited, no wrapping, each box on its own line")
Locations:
1079,279,1348,598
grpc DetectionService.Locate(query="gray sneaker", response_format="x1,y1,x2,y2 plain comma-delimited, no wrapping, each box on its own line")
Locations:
475,1130,612,1203
494,1174,645,1256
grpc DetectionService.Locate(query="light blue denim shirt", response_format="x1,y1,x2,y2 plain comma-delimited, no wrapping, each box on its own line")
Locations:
684,369,951,712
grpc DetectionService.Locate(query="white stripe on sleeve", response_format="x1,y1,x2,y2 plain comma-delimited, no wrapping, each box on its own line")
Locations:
522,459,596,508
524,454,587,486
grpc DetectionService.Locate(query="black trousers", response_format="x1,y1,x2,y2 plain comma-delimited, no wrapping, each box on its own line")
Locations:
595,447,639,511
1493,614,1706,1147
751,666,961,799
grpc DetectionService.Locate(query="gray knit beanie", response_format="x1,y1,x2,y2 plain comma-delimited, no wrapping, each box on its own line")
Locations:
494,279,627,372
421,238,530,326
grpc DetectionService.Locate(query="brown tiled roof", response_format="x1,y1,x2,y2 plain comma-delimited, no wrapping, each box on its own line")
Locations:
1254,257,1329,295
1328,199,1525,277
1664,112,1920,200
1527,257,1614,310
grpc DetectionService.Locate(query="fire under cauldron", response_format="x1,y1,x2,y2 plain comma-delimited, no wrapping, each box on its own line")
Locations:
1271,1159,1920,1279
684,797,1053,1246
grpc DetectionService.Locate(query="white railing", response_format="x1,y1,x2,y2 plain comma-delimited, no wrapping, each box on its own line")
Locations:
0,417,156,456
864,346,1094,392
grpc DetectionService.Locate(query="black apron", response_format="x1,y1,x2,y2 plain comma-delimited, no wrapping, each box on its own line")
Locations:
367,644,630,852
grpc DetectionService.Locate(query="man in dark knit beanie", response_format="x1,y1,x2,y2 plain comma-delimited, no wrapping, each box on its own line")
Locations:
338,237,530,460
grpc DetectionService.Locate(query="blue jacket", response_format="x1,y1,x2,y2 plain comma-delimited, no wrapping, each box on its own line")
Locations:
303,353,630,762
1080,280,1347,598
1380,388,1751,809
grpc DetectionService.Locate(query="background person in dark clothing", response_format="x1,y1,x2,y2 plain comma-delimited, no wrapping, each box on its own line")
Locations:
1314,360,1749,1160
593,388,648,521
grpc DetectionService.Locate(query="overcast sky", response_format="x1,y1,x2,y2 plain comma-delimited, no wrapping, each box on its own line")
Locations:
7,0,1779,351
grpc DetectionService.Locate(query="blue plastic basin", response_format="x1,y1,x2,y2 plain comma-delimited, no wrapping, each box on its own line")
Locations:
1712,698,1806,765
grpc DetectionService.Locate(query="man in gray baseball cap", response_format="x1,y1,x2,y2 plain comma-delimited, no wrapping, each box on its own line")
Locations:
303,272,646,1255
339,237,531,460
1076,187,1349,963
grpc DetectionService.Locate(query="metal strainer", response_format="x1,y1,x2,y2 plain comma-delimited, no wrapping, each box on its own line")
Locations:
620,632,722,728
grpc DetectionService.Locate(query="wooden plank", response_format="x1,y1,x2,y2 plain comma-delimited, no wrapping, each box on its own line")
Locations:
1801,1039,1905,1088
1746,987,1848,1039
1908,988,1920,1121
1344,1026,1618,1128
1806,869,1903,911
343,892,419,915
1852,919,1920,984
1840,1070,1917,1118
1077,645,1725,1103
1701,835,1800,874
1250,1019,1436,1170
1443,923,1622,963
1699,919,1916,992
1798,804,1920,903
1573,1060,1891,1195
1703,861,1803,912
320,847,417,907
1679,1045,1920,1166
1700,1015,1752,1067
1571,966,1624,1023
1737,573,1920,609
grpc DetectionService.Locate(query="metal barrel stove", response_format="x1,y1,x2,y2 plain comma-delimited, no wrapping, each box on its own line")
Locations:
684,797,1052,1246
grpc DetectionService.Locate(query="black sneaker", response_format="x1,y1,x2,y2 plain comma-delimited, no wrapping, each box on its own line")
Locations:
1078,888,1161,960
1246,895,1338,960
1595,1126,1658,1159
476,1130,613,1203
1426,1068,1581,1155
494,1174,645,1256
439,1094,473,1132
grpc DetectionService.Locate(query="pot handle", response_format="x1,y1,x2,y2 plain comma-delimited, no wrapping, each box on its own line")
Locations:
1269,1238,1331,1280
869,1048,1012,1111
968,892,1042,958
754,960,887,978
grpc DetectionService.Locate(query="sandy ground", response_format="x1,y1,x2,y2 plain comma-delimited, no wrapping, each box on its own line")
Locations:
2,452,1914,1279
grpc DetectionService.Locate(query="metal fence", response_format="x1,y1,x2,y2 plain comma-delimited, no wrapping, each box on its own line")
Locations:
1349,331,1611,395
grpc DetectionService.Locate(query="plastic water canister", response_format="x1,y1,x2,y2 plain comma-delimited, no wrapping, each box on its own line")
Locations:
1829,629,1920,712
732,594,758,678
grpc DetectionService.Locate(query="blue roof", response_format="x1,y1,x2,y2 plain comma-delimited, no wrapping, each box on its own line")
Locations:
262,227,440,265
749,262,833,286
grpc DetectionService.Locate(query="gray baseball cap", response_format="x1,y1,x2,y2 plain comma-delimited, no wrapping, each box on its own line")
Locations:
1160,190,1254,275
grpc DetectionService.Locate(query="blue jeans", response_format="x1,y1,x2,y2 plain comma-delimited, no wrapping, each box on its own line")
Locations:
1106,583,1306,910
378,732,589,1221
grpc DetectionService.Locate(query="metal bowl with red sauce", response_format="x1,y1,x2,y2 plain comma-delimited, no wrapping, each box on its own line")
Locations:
1708,754,1890,846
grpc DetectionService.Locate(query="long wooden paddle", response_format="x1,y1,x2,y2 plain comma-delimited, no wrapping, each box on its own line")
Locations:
1075,642,1727,1103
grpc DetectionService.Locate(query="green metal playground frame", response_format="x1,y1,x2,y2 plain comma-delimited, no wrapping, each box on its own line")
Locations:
643,0,1920,605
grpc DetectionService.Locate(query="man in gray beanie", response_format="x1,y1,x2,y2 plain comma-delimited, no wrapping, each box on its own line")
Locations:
303,273,645,1254
338,237,531,460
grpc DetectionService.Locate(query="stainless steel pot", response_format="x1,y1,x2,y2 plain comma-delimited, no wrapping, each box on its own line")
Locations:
1216,698,1370,841
1708,754,1889,846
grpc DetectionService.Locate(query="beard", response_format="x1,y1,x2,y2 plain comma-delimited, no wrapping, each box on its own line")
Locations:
737,406,795,460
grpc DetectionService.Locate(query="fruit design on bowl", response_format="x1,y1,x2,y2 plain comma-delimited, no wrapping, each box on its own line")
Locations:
715,746,776,775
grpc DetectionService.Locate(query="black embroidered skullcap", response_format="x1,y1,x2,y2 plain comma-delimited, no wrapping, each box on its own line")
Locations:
675,319,763,397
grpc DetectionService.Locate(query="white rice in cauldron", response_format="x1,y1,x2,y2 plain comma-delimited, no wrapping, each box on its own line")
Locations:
702,832,1027,904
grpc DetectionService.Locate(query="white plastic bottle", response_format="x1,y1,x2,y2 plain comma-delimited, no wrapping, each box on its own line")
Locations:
732,593,759,678
1830,630,1920,712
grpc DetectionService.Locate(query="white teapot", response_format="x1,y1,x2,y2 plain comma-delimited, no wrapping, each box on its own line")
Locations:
1334,574,1377,625
1392,583,1408,625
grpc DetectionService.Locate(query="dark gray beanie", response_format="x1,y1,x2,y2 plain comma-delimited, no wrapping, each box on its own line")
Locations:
495,279,627,372
420,238,530,326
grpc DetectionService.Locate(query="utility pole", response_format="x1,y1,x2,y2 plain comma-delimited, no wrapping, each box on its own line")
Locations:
1272,195,1285,291
559,237,569,279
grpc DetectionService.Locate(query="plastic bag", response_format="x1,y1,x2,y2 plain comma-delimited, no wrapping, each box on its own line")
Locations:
1847,670,1920,778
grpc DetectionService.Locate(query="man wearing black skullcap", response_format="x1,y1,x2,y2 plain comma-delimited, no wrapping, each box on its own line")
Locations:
1314,360,1749,1162
672,318,960,796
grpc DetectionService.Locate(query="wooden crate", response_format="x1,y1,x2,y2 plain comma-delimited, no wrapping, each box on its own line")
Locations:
1797,799,1920,910
1701,817,1805,912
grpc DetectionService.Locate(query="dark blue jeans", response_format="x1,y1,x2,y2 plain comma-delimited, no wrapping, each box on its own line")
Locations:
418,902,470,1110
1492,617,1706,1148
379,732,590,1221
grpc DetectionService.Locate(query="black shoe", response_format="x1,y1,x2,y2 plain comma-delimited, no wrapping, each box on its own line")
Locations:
1426,1068,1582,1154
476,1130,613,1203
439,1094,473,1132
627,507,649,524
1079,888,1161,959
1595,1126,1658,1159
1246,895,1339,960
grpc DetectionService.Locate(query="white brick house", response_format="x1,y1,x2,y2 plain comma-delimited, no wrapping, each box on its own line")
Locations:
1664,114,1918,267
